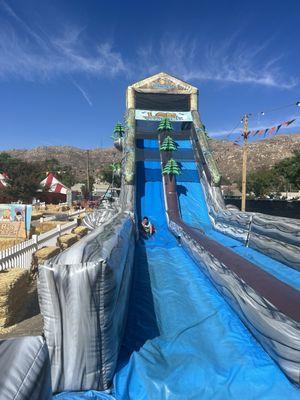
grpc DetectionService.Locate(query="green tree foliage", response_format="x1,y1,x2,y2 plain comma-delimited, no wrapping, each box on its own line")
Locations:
98,164,121,187
273,150,300,189
241,150,300,197
245,169,282,197
162,158,182,176
112,122,125,140
160,136,178,151
42,158,76,188
0,153,76,202
111,162,122,176
0,154,41,202
157,118,173,132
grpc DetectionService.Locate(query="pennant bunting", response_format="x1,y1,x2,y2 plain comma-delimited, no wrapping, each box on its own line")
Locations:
230,117,297,143
268,126,276,135
286,119,296,126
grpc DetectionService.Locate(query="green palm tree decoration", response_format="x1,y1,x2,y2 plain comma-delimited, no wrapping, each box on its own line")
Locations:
163,158,181,176
110,162,121,176
157,118,173,132
160,136,178,151
112,122,125,140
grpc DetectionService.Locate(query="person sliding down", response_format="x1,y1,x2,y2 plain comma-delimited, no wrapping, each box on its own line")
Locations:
141,216,155,237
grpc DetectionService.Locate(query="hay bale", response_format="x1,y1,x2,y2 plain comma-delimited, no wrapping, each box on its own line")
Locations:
35,221,65,235
57,234,78,250
32,246,60,268
0,269,38,328
72,226,88,239
31,212,43,220
59,206,69,212
0,238,23,252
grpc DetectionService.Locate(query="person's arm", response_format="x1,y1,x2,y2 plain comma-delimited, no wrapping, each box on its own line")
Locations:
149,223,153,235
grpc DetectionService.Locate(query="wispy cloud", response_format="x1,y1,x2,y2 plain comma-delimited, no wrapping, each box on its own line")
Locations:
0,1,297,92
0,1,128,104
135,35,297,90
69,78,93,106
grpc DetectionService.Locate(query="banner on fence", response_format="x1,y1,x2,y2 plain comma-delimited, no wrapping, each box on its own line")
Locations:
135,109,193,122
0,204,32,239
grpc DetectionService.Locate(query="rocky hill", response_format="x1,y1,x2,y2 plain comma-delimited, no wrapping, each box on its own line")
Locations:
210,134,300,183
3,134,300,183
5,146,120,181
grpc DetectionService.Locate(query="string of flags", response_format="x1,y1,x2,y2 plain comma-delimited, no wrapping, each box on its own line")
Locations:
233,118,296,145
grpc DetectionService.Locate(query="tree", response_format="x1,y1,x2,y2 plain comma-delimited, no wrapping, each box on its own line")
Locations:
160,136,178,152
0,154,41,202
112,122,125,140
40,158,76,188
240,151,300,198
162,158,182,176
157,118,173,132
241,169,282,197
98,164,121,187
273,150,300,190
0,153,76,202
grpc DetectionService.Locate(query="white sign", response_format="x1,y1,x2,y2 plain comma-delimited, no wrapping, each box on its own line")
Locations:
135,110,193,122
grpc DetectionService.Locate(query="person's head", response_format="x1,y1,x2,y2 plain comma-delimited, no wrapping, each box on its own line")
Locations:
142,216,149,224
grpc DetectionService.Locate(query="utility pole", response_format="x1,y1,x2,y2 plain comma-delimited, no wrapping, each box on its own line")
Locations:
241,114,249,212
86,149,90,200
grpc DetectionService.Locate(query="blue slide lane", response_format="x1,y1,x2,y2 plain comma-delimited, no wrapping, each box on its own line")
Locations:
114,156,299,399
174,139,300,291
177,160,300,291
55,139,299,399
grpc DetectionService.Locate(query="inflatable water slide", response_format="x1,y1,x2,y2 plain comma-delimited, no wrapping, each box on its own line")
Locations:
1,73,300,400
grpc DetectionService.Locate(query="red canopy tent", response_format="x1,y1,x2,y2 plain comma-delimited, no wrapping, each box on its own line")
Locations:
38,173,70,204
0,172,8,189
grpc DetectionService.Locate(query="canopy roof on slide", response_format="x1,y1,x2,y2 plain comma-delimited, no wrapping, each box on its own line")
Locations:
40,173,69,194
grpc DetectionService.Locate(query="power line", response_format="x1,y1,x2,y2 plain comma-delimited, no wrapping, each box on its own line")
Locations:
252,101,300,118
223,100,300,139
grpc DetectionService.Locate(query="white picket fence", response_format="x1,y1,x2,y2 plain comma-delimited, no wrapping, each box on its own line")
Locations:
0,220,78,271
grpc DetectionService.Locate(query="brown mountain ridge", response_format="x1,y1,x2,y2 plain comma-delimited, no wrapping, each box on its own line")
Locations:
3,134,300,183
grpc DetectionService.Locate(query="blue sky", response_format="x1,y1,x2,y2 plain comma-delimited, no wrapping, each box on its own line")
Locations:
0,0,299,149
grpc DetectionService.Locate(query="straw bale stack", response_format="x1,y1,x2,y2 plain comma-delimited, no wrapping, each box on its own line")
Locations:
31,212,43,220
32,246,60,269
0,238,23,252
0,269,37,328
72,226,88,239
57,234,78,250
35,221,64,235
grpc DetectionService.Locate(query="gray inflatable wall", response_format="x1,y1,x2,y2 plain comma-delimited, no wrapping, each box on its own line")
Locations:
0,336,52,400
38,212,135,393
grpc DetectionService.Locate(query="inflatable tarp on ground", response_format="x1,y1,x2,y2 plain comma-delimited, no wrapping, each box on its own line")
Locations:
2,73,300,400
